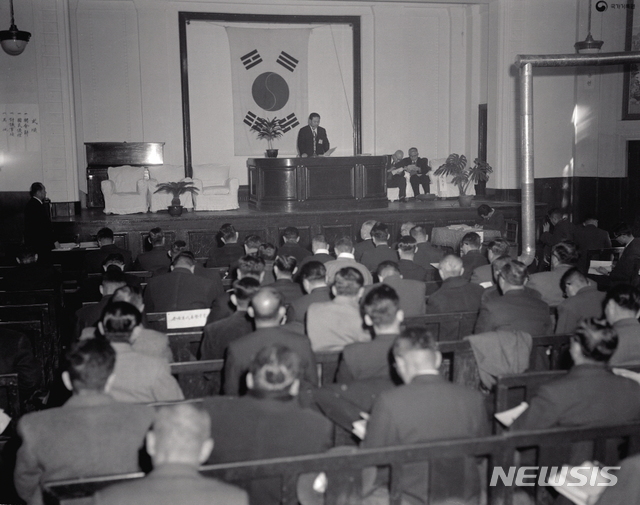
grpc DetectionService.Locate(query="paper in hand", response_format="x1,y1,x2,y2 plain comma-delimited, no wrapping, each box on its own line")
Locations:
494,402,528,427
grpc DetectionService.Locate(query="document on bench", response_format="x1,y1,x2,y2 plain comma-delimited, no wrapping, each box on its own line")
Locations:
166,308,211,329
548,461,608,505
588,260,612,275
494,401,528,428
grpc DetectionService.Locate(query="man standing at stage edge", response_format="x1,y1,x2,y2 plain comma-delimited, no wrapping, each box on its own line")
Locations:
297,113,330,157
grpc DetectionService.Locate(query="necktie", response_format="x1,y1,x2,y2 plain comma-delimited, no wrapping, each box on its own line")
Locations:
312,128,317,156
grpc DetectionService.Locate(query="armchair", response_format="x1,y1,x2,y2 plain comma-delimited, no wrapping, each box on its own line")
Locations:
148,165,194,212
101,165,149,215
191,165,239,211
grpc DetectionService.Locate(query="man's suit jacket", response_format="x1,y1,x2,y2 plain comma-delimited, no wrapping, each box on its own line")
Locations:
207,243,245,268
479,210,506,235
362,374,490,504
354,239,374,262
413,242,443,270
461,250,489,280
540,218,576,247
75,295,111,339
306,296,371,352
474,289,552,336
470,263,493,286
527,264,573,307
199,310,254,360
203,392,332,505
277,243,312,265
397,258,428,281
360,245,397,272
512,364,640,431
286,285,332,324
362,275,425,317
396,156,430,175
143,267,218,313
296,252,334,275
109,342,184,403
336,333,398,384
84,244,133,273
592,454,640,505
14,393,154,505
574,224,611,272
264,278,304,306
609,318,640,366
324,256,373,285
555,284,605,335
610,237,640,284
81,326,173,362
426,276,484,314
133,247,171,275
24,197,54,259
297,125,329,157
94,464,249,505
224,325,318,396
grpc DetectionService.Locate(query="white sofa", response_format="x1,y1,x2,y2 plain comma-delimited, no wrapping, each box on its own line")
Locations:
148,165,194,212
101,165,149,215
191,164,239,211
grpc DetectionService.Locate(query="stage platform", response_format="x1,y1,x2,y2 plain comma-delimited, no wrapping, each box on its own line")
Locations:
52,198,546,260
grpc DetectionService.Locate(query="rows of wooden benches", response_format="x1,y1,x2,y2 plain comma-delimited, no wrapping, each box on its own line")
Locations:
42,421,640,505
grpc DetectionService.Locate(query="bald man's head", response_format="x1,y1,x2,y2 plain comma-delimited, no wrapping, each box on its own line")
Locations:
248,287,286,327
438,254,464,280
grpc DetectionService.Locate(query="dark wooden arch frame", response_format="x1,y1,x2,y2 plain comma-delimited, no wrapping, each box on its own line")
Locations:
178,12,362,177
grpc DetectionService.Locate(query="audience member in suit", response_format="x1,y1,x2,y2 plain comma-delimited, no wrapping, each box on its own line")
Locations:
604,284,640,366
426,254,484,314
361,328,490,505
538,208,576,269
476,204,506,236
593,454,640,505
527,241,579,307
1,248,61,291
257,243,277,285
242,234,262,257
95,403,248,505
14,338,154,505
23,182,57,264
207,223,245,268
286,262,332,324
224,287,318,397
278,226,312,265
395,236,429,281
264,255,304,306
99,301,183,403
597,224,640,287
555,268,605,335
470,238,511,287
296,234,334,273
134,227,170,275
371,261,426,317
200,278,260,360
78,253,143,302
512,318,640,431
75,269,127,339
386,150,407,201
474,258,553,336
573,215,612,273
297,112,330,157
205,346,332,505
168,240,226,295
307,267,371,352
396,147,431,197
143,251,219,313
84,227,133,273
460,232,489,280
480,255,543,305
361,225,397,273
0,328,41,411
324,236,373,285
354,220,377,262
410,224,443,271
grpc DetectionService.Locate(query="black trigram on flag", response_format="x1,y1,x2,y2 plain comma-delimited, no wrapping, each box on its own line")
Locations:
240,49,262,70
243,111,259,128
279,113,299,133
276,51,298,72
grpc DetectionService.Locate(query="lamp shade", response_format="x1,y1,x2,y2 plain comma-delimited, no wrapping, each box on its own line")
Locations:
0,24,30,56
575,33,604,54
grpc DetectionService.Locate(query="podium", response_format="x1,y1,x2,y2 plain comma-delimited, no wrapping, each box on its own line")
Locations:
247,156,389,212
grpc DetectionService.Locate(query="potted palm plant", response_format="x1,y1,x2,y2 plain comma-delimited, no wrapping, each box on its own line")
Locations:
433,154,493,207
253,117,284,158
153,181,199,217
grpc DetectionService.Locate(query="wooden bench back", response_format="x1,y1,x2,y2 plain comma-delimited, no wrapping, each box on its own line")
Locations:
404,311,478,341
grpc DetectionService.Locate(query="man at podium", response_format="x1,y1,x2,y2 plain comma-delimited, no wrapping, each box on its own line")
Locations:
297,112,330,157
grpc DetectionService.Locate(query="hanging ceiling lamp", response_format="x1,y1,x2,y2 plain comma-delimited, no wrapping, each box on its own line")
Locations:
0,0,31,56
575,0,604,54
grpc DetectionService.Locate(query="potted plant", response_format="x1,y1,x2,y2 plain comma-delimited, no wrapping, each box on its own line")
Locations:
253,117,284,158
153,181,199,217
433,154,493,207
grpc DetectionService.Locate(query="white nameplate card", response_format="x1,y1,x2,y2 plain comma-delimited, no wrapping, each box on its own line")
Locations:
166,309,211,329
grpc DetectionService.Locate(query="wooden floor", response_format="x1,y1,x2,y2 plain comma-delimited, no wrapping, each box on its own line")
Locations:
51,198,544,259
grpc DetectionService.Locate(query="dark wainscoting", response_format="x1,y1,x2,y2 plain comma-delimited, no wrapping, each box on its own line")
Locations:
0,192,30,258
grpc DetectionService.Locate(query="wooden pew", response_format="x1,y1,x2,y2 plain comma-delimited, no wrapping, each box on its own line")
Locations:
315,351,341,386
404,311,478,341
168,331,203,362
42,421,640,505
170,360,223,400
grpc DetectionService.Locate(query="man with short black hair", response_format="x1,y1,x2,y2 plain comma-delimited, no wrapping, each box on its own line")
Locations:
278,226,312,265
427,254,484,314
600,224,640,286
84,227,133,273
297,234,333,272
75,269,127,339
14,338,154,505
224,287,318,396
237,254,266,283
555,268,605,335
459,232,488,280
573,215,611,272
604,284,640,366
476,204,505,235
24,182,58,264
265,255,303,305
134,227,170,275
286,261,331,324
373,261,426,316
324,236,373,285
307,267,371,351
243,234,262,256
95,403,248,505
361,225,397,273
528,240,579,307
207,223,245,268
200,278,260,360
395,236,429,281
143,251,220,313
297,112,330,157
470,238,510,286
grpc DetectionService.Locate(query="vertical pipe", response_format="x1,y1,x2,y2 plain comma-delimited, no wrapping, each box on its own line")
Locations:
519,62,536,265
